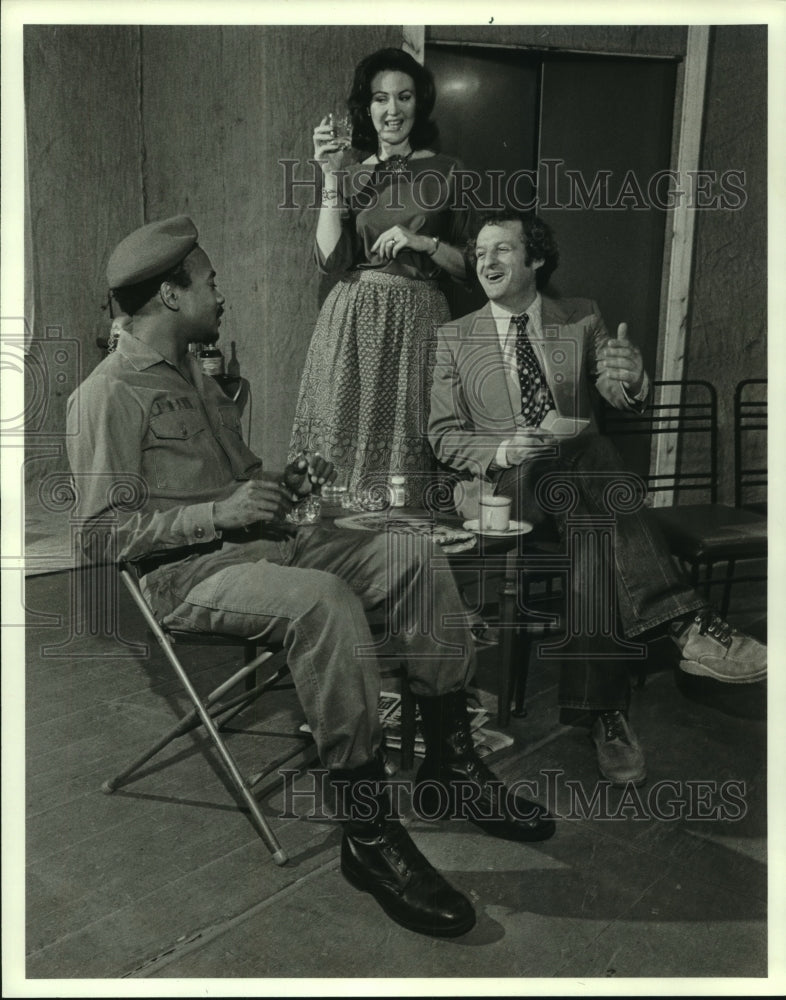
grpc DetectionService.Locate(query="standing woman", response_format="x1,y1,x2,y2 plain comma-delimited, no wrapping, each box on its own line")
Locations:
289,47,472,502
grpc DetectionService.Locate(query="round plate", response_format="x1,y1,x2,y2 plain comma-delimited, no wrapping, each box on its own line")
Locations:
462,518,534,537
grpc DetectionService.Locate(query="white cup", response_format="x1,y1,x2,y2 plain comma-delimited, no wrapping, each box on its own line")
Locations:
478,494,512,532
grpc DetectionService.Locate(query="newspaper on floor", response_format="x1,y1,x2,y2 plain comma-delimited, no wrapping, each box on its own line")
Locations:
378,691,513,759
299,690,513,758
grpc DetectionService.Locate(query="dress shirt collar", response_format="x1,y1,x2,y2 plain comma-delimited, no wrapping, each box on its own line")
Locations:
488,294,542,349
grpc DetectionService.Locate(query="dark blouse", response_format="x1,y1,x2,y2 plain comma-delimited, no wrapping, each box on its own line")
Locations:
316,152,473,283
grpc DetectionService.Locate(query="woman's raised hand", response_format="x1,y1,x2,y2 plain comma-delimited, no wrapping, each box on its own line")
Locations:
313,117,346,175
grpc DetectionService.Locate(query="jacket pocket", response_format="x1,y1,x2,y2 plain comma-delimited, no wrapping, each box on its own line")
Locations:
147,410,209,489
149,409,207,441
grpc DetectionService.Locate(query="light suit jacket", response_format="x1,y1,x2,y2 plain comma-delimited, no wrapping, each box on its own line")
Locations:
428,295,648,478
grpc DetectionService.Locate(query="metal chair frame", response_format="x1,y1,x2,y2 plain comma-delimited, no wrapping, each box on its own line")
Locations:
104,563,419,866
104,565,314,864
602,379,767,616
603,378,720,500
734,377,767,511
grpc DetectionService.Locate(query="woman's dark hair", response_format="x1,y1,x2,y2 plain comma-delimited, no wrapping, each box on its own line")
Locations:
111,257,193,317
471,208,560,290
347,47,439,154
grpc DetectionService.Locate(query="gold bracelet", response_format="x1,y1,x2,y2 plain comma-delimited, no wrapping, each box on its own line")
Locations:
427,235,440,256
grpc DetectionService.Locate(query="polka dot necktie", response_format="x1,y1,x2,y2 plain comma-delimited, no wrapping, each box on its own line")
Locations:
513,312,554,426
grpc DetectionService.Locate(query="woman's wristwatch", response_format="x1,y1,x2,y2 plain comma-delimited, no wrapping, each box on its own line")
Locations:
427,236,440,256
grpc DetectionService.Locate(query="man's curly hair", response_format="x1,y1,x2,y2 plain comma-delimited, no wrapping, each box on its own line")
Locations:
469,208,560,290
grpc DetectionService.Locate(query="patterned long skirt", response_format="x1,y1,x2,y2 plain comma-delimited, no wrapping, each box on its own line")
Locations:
289,270,450,503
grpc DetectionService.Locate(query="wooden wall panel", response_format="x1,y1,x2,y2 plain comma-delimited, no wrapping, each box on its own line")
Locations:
140,24,399,467
686,25,767,501
23,25,143,486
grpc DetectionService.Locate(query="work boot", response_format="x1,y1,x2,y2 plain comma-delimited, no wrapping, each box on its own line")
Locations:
413,690,555,842
330,755,475,938
670,609,766,683
591,710,647,787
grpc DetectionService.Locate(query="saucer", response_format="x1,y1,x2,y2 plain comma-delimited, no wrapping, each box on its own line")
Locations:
462,519,534,537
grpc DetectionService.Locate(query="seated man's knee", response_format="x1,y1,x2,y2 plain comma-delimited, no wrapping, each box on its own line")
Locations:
312,570,356,607
289,568,362,623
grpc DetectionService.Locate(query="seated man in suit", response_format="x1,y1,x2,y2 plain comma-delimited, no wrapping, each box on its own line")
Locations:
66,215,557,940
428,207,766,786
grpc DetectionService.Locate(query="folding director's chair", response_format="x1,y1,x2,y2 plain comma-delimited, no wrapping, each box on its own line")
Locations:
103,563,316,866
103,562,418,866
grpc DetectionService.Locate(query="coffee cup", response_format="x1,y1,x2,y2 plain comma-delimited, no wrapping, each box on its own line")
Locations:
478,494,512,532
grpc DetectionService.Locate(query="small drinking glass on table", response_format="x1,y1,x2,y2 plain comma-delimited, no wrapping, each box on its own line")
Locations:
286,493,322,525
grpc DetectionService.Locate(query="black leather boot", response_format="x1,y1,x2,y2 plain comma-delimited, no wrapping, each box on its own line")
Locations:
330,754,476,938
414,690,556,842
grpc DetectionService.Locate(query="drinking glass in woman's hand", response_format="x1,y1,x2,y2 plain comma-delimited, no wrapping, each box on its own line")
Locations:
327,111,352,149
313,117,347,171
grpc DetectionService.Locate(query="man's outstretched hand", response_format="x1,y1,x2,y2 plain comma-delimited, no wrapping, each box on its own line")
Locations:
597,322,644,394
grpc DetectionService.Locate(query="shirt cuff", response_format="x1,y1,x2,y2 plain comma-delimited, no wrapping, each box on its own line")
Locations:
491,439,512,471
185,501,221,543
209,501,224,539
623,371,650,406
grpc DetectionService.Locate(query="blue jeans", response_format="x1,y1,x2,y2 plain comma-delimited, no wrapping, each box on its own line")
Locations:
496,433,704,712
160,526,475,768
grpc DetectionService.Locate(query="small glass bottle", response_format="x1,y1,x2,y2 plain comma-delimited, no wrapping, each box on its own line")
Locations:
198,347,225,376
389,475,406,508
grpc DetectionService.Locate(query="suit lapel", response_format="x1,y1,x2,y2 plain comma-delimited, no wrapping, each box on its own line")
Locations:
459,305,519,431
532,296,585,417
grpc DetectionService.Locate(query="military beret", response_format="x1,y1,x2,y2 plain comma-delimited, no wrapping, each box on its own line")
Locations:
107,215,199,288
